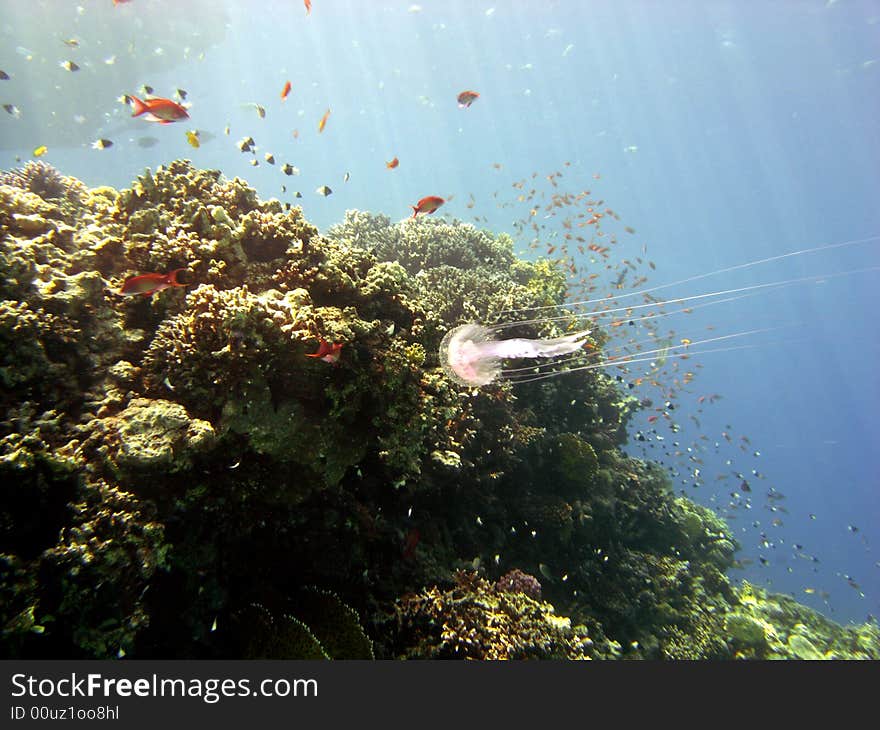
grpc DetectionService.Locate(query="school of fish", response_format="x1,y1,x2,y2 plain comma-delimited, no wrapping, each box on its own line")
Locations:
0,0,872,620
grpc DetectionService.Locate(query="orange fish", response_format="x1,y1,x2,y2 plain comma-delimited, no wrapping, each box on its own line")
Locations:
386,157,399,169
118,269,187,297
457,90,479,108
281,80,292,101
130,95,189,124
411,196,444,217
304,0,311,14
318,108,330,133
306,338,342,364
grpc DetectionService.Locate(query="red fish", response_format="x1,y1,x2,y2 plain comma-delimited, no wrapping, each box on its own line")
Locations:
457,90,479,108
118,269,187,297
304,0,311,14
411,196,444,217
386,157,399,169
130,95,189,124
306,338,343,364
281,80,292,101
317,108,330,133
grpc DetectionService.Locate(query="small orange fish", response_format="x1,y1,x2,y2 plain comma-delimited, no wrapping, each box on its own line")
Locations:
411,195,444,217
306,338,342,364
318,107,330,133
304,0,311,15
457,90,479,108
130,95,189,124
386,157,399,169
118,269,187,297
281,80,292,101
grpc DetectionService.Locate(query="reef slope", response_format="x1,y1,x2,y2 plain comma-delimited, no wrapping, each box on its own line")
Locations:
1,161,876,659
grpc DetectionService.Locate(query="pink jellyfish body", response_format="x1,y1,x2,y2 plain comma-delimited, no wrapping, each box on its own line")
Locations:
439,323,592,387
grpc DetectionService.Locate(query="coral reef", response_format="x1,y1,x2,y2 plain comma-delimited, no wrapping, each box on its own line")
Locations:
393,571,598,659
726,582,880,660
1,161,876,661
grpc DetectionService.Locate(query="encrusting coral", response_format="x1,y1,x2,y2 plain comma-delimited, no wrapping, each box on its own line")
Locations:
1,160,876,660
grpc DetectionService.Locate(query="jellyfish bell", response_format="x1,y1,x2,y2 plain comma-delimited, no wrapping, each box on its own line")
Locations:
439,322,592,387
439,324,500,387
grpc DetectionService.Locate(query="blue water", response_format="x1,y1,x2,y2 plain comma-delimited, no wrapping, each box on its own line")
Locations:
2,0,878,624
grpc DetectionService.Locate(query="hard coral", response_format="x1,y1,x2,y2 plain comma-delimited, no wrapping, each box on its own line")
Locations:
328,209,516,274
326,210,574,346
40,478,167,658
395,572,594,659
730,582,880,660
0,161,85,204
115,160,317,291
495,568,542,600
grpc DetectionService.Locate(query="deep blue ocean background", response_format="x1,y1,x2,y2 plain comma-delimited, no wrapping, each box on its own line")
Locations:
2,0,877,624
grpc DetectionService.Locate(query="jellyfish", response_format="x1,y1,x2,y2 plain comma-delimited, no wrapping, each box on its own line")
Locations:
439,323,592,386
437,234,880,387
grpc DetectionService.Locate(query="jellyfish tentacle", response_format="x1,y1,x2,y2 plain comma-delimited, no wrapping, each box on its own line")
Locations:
496,234,880,319
487,329,591,360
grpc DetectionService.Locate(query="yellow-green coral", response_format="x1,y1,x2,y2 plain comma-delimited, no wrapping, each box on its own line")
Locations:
728,582,880,660
396,572,596,660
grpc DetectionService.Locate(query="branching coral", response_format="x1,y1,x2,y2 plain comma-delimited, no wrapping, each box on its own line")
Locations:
395,572,595,659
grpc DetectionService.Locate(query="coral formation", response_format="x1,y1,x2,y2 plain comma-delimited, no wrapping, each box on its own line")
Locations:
1,161,876,661
726,582,880,660
228,589,373,660
394,571,597,659
496,568,543,600
0,161,86,209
